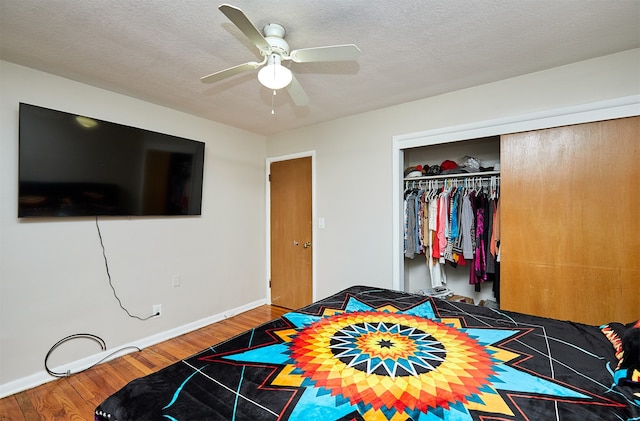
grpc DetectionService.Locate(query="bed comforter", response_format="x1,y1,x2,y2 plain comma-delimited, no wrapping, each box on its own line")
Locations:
95,286,640,420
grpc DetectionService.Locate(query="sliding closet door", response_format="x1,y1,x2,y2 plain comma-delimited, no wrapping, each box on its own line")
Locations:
500,116,639,325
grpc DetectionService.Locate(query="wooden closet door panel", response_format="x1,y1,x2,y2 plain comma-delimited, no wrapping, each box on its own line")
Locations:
500,116,639,325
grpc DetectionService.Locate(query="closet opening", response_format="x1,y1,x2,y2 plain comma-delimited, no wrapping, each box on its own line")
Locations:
402,136,500,306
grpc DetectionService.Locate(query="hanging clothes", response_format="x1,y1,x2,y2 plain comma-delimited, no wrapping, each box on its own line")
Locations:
403,189,419,258
403,176,500,296
427,213,447,288
436,190,448,259
461,191,475,260
471,192,487,287
485,198,496,275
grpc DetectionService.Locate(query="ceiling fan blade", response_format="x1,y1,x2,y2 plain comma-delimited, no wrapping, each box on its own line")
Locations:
289,44,361,63
200,61,262,84
219,4,270,52
287,74,309,107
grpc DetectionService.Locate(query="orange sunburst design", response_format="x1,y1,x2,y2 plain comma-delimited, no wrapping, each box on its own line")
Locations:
288,310,496,414
217,295,614,420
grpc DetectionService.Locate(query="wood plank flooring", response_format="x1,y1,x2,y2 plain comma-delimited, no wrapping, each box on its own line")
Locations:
0,305,289,421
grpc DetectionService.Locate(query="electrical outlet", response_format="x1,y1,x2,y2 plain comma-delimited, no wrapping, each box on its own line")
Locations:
153,304,162,318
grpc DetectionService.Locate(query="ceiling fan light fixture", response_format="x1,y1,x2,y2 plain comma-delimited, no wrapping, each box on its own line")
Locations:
258,54,292,90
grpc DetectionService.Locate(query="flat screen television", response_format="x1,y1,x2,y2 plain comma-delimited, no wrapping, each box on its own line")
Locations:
18,103,205,218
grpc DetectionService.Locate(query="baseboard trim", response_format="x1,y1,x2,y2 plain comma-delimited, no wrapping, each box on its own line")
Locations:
0,298,267,399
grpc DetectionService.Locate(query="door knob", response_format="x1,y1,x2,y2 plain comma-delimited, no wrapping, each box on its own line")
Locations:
303,242,311,248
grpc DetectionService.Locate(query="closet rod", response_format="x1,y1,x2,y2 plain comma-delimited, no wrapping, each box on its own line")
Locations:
405,176,499,187
403,170,499,182
404,175,500,197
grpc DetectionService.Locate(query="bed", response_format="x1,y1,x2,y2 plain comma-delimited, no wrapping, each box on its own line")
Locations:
95,285,639,420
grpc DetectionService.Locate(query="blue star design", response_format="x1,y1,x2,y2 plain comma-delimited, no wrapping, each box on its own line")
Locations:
223,297,591,420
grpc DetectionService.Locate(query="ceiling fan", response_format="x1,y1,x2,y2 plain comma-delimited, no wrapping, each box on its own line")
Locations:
201,4,361,107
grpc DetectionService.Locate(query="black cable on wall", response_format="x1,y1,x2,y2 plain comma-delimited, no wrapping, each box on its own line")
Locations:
44,217,158,377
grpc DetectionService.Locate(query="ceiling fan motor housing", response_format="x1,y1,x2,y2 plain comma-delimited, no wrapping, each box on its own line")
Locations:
262,23,290,57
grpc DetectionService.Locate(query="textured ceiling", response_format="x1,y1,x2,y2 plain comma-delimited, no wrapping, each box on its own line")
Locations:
1,1,639,136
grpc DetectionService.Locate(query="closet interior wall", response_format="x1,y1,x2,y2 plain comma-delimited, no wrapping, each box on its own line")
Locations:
403,136,500,303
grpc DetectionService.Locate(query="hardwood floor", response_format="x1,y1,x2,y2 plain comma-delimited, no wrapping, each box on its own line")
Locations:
0,305,289,421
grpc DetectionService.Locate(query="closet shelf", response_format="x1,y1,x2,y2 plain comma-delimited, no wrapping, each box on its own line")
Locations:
404,170,500,182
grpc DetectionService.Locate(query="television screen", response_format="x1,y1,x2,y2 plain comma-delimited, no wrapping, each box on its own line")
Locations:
18,103,205,217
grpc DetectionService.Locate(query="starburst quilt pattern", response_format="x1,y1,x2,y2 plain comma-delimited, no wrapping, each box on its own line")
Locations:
201,290,628,420
95,286,638,421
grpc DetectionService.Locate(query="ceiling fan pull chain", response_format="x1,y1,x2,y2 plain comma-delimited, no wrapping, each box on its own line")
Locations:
271,90,276,115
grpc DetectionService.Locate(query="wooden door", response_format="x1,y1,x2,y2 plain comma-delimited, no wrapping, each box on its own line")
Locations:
270,157,313,309
500,116,639,325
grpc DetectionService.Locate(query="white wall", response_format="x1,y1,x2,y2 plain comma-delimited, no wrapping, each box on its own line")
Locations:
266,49,640,303
0,62,267,392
